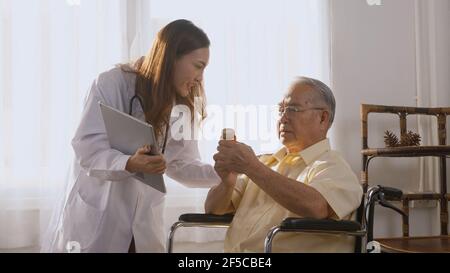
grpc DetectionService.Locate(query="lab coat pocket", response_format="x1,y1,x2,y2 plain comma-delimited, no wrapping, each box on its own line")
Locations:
65,191,105,251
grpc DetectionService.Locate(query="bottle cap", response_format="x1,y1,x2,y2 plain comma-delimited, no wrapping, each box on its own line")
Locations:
222,128,236,141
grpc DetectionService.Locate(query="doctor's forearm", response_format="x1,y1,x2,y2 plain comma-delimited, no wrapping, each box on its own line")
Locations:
166,162,221,188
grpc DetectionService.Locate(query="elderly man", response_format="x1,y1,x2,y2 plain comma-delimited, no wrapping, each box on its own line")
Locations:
205,77,363,253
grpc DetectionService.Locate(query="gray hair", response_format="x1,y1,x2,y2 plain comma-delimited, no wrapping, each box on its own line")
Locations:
294,76,336,127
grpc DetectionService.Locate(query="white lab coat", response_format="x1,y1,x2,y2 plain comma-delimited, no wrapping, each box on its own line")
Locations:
42,67,220,253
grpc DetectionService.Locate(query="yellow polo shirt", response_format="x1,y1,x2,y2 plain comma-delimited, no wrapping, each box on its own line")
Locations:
224,139,363,253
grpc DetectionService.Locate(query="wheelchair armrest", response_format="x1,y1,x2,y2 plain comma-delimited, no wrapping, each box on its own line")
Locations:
179,213,234,224
280,217,362,233
378,185,403,200
264,218,365,253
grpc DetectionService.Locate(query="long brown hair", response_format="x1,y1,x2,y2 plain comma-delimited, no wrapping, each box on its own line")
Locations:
126,19,210,138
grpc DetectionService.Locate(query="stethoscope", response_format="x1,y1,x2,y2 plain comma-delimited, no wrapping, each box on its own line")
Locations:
129,94,169,154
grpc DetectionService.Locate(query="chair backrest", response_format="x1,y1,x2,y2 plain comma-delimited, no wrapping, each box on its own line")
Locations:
360,104,450,236
361,104,450,150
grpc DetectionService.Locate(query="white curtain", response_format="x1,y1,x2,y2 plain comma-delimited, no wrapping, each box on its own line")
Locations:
0,0,330,251
414,0,450,235
0,0,137,250
414,0,447,193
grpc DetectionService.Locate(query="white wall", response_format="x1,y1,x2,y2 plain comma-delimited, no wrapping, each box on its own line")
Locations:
330,0,450,237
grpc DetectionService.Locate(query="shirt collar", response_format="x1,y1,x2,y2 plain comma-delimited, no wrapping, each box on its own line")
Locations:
272,138,331,165
272,147,288,162
299,138,331,165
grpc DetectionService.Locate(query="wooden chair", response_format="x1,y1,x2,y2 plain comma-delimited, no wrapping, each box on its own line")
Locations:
361,104,450,253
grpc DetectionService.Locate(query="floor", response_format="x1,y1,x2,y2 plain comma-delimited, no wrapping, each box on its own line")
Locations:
172,241,224,253
0,241,224,253
0,246,40,253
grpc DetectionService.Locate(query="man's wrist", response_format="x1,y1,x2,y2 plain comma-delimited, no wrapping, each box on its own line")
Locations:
222,174,237,189
245,159,266,179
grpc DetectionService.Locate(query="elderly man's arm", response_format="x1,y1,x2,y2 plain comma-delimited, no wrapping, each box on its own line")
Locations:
214,141,333,219
204,173,237,215
246,160,332,219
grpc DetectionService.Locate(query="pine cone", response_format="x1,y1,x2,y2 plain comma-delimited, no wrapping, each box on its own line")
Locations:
409,132,422,146
384,130,399,147
400,131,421,147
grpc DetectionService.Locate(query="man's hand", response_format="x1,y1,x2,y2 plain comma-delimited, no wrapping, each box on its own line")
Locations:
214,162,238,188
213,140,259,175
126,145,166,175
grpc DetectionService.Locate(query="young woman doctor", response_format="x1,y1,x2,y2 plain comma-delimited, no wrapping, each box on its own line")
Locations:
42,20,220,253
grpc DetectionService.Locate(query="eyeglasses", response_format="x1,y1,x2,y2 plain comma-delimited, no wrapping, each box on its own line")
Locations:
278,105,325,117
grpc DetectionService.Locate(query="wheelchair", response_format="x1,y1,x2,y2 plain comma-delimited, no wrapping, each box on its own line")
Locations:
167,185,404,253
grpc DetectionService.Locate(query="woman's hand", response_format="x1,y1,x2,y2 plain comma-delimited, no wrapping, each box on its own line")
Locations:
126,145,166,175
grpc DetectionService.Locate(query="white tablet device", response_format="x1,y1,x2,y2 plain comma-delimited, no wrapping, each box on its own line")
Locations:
99,102,166,193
